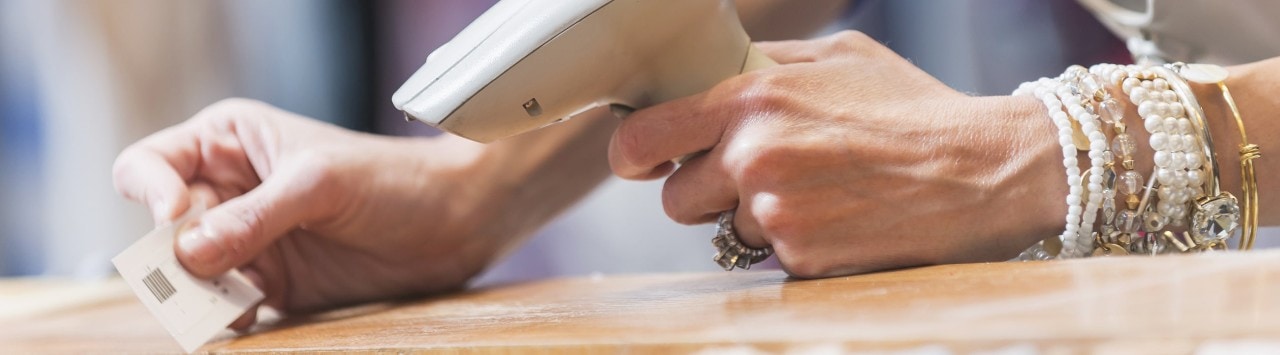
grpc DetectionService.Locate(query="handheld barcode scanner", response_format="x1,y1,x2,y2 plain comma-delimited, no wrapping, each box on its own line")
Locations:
392,0,776,142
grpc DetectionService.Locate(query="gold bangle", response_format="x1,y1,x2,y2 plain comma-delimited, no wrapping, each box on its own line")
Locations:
1216,80,1261,250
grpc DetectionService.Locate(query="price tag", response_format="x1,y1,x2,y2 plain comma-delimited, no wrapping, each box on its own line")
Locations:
112,205,263,353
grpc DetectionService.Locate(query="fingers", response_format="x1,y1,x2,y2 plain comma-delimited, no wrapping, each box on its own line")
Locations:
113,125,202,224
188,183,223,209
661,149,737,224
731,192,772,249
228,306,259,332
116,98,286,225
609,31,888,180
175,161,330,278
228,267,265,331
608,91,733,179
663,156,771,252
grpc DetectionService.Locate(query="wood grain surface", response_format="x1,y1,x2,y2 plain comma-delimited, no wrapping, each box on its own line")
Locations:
4,250,1280,353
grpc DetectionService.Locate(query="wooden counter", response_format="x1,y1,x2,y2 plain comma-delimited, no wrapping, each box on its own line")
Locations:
4,250,1280,353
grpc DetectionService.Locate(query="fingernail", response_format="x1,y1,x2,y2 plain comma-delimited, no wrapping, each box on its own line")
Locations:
178,224,225,266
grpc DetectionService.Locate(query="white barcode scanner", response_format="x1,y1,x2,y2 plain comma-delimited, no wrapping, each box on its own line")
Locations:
392,0,776,142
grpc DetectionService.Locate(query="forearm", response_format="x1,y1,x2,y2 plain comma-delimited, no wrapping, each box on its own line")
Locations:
435,111,618,250
1200,57,1280,226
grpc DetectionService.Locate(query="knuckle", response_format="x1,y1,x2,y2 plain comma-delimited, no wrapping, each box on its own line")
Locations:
729,142,793,190
720,71,791,113
289,150,340,193
833,30,873,44
222,204,266,259
747,193,830,279
285,150,350,220
750,193,799,241
196,98,272,125
780,256,832,279
826,30,876,56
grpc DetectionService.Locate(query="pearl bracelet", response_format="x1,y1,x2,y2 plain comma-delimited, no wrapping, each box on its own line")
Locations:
1163,63,1241,249
1093,64,1205,253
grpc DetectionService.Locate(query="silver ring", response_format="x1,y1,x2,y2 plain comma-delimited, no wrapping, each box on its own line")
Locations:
711,210,774,271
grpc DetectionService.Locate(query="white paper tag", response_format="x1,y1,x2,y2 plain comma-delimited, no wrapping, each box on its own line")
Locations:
112,205,264,353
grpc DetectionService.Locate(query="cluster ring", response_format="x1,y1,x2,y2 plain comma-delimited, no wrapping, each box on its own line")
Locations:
711,210,774,271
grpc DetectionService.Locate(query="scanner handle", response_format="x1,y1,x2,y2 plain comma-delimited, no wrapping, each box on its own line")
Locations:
613,43,778,119
741,43,778,73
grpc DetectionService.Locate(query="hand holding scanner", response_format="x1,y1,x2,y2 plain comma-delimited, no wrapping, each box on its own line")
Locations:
392,0,776,142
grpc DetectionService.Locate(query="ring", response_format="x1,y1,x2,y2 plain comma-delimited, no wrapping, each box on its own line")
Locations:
711,210,774,271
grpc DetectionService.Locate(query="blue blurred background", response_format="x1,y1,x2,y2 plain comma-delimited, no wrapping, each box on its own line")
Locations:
1,0,1266,283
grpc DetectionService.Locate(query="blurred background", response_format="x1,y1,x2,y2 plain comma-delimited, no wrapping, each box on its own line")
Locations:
0,0,1271,283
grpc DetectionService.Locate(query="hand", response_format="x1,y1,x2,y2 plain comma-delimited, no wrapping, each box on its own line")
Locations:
608,31,1067,278
113,99,501,328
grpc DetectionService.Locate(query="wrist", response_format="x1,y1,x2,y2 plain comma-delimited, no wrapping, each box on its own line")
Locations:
1190,67,1247,205
409,113,617,244
1223,59,1280,227
998,94,1070,248
980,95,1073,255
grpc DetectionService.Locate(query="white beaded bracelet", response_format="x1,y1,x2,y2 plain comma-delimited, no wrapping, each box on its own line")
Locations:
1059,68,1107,257
1013,78,1090,259
1063,66,1119,255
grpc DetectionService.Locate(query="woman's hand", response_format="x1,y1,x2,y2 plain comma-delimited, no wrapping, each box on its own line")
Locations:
608,31,1068,278
113,99,512,328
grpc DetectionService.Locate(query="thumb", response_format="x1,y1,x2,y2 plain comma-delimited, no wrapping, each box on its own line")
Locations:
174,166,325,278
754,40,819,65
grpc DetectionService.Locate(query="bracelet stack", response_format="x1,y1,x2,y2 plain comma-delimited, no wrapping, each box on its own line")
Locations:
1015,62,1261,260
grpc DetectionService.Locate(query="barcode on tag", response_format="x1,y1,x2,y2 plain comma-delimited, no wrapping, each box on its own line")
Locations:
142,268,178,303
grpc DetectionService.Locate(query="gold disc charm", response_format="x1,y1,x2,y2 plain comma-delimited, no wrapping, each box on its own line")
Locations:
1091,243,1128,257
1180,63,1230,84
1070,118,1090,151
